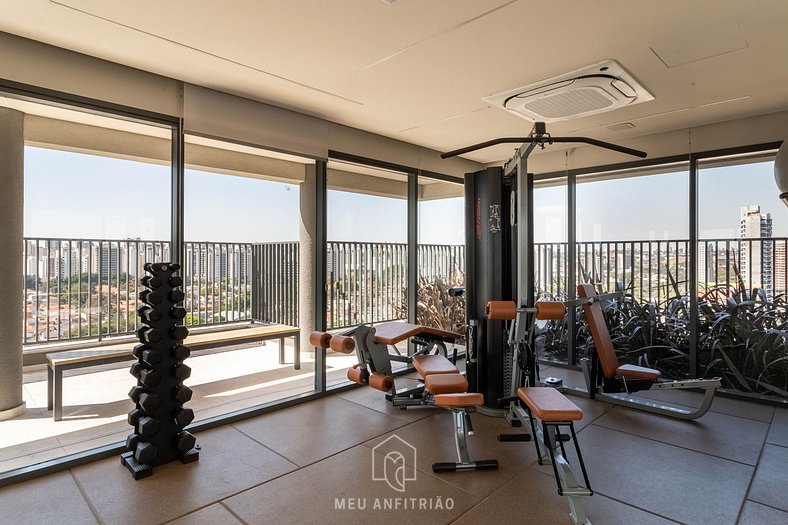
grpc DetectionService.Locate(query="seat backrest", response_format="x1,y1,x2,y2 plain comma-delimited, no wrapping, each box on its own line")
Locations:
577,284,619,379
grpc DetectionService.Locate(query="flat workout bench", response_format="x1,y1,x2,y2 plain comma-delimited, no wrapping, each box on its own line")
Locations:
47,323,300,421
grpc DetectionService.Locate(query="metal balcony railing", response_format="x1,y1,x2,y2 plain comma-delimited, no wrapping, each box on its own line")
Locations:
22,238,465,345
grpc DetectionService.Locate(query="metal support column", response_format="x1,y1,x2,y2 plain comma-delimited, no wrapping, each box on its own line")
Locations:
567,171,578,365
688,156,699,378
314,160,328,391
170,121,185,266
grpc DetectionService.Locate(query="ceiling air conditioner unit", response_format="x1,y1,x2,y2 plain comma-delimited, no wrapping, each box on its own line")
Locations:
484,60,653,122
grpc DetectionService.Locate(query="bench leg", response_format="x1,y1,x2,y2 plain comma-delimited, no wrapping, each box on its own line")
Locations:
432,409,498,472
53,368,63,422
47,365,54,411
279,337,285,365
294,334,300,370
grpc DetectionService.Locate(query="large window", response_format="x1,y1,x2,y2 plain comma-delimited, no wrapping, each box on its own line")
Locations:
417,177,465,337
326,160,408,385
575,165,691,376
183,135,314,419
3,95,174,475
698,154,786,397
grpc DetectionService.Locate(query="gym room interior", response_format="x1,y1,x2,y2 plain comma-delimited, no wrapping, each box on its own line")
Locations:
0,1,786,524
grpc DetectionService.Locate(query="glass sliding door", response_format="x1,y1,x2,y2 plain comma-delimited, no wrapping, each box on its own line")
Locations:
698,153,787,400
575,164,691,378
2,94,174,474
183,135,315,419
326,160,408,385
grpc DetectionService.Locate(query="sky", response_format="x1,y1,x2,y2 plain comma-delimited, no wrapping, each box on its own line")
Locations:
25,146,784,245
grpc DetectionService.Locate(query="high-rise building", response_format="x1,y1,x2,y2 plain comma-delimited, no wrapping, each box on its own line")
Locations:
739,205,773,297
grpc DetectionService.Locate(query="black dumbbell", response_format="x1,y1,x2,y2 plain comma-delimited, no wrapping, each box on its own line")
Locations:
176,430,196,453
139,369,161,388
135,327,148,343
171,325,189,341
139,307,163,324
128,408,142,426
132,343,148,359
144,262,162,273
173,385,193,404
129,385,145,403
171,344,190,361
139,416,161,437
173,407,195,427
173,363,192,381
169,289,185,303
169,275,183,287
141,275,163,289
139,392,161,412
129,362,143,379
142,349,163,366
139,289,163,306
170,306,187,320
135,441,158,464
125,432,140,452
169,263,181,272
142,328,162,344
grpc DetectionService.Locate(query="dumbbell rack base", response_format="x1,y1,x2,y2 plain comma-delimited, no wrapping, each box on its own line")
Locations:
121,447,200,480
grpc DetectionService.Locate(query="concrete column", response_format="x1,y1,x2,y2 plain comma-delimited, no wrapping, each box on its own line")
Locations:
299,165,316,356
0,108,26,420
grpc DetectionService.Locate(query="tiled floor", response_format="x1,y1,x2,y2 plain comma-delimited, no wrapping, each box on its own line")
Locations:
0,365,786,525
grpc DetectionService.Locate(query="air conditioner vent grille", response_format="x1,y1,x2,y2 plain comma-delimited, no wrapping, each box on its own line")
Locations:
521,87,614,119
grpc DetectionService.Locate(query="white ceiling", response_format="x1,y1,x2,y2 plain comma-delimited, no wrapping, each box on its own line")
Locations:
1,0,787,164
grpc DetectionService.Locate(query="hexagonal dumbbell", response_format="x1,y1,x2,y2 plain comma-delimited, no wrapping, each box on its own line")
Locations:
129,362,143,379
142,348,163,366
139,369,161,388
169,289,185,303
171,344,190,361
141,275,163,289
128,408,142,426
170,306,187,320
134,441,158,465
173,385,193,404
176,430,196,453
171,325,189,341
173,363,192,381
139,416,161,438
168,275,183,287
139,289,163,306
128,385,145,403
132,343,148,359
142,328,162,344
125,432,140,452
138,392,161,412
138,306,163,324
173,407,195,427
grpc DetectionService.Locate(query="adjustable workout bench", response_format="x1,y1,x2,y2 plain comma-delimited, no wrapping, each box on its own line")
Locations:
350,322,463,408
488,300,594,525
311,327,498,473
577,283,721,419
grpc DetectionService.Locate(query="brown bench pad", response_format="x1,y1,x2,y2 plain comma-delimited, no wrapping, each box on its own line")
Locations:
517,387,583,422
434,393,484,408
372,322,462,345
412,354,459,377
424,373,468,395
617,364,661,381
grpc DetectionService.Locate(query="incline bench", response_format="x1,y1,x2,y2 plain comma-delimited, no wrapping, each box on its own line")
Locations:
46,323,300,421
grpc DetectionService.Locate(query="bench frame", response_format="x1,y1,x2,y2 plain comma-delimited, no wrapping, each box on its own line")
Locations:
46,324,300,421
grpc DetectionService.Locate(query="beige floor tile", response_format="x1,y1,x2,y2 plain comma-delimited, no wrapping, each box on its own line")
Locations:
72,425,298,525
0,471,97,525
0,445,69,473
593,405,769,465
233,396,408,466
747,444,788,513
364,410,537,498
223,445,480,525
165,503,244,525
452,468,675,525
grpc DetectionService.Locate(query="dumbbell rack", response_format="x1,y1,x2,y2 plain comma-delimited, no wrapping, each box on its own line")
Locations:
121,262,199,480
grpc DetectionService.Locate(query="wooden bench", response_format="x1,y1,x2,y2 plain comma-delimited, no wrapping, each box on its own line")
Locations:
46,323,300,421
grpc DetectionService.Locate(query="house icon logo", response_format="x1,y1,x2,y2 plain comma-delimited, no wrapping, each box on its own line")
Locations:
371,435,417,492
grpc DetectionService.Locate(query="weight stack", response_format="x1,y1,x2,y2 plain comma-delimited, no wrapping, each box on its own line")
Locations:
121,262,199,480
